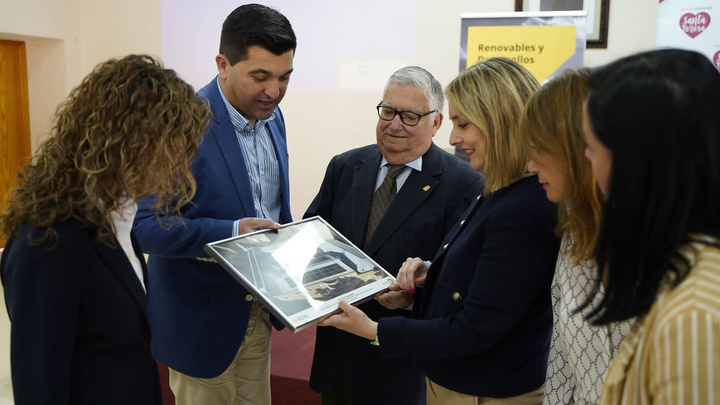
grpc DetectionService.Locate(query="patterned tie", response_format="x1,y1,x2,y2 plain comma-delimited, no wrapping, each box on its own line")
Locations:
364,164,406,245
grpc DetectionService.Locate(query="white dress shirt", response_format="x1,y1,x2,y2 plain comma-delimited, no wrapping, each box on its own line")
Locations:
108,199,145,292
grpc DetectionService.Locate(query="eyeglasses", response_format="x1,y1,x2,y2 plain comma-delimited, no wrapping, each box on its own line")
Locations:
376,105,437,126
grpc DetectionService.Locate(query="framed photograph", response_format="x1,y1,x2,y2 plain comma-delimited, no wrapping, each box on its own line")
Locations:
515,0,610,48
204,216,395,332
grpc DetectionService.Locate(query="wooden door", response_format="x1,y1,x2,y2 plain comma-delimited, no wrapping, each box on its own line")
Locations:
0,40,32,247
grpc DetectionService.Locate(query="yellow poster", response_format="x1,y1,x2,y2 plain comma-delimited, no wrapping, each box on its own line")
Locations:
466,25,577,83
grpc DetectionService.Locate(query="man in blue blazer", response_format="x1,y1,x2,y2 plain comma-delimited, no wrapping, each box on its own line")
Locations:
305,66,484,405
133,5,296,404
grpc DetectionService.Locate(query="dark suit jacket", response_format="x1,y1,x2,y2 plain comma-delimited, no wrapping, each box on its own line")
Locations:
1,219,161,404
132,77,292,378
305,143,484,404
378,175,560,398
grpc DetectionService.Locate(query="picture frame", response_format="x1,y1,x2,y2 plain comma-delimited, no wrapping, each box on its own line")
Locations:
204,216,396,332
515,0,610,48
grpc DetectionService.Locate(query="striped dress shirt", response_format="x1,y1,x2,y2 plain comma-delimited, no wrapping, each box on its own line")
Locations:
218,80,282,234
600,235,720,404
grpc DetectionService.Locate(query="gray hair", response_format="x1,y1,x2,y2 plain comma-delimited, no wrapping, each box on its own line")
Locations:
383,66,444,112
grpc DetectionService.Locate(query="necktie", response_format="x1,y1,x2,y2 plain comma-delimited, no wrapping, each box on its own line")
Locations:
364,164,405,245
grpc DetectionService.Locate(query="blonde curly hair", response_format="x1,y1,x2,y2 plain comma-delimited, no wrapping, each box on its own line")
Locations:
1,54,211,247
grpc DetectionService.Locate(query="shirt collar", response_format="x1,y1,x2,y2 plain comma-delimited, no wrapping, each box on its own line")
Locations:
379,155,422,172
109,199,137,237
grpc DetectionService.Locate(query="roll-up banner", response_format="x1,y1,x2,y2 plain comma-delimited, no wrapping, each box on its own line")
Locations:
460,11,587,83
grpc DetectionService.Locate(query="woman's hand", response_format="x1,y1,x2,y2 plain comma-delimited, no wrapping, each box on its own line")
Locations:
318,301,377,340
376,284,414,309
396,257,430,293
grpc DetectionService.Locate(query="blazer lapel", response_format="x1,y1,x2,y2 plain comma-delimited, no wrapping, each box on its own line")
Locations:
364,144,444,256
364,166,440,256
208,82,256,217
419,192,484,308
93,236,149,323
351,148,382,247
433,192,484,263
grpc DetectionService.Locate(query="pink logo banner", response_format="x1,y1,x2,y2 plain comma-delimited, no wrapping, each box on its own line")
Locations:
680,12,711,38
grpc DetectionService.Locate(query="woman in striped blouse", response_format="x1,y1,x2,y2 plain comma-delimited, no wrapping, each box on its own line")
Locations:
581,49,720,404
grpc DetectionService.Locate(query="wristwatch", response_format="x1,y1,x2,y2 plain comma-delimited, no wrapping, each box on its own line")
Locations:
370,334,380,346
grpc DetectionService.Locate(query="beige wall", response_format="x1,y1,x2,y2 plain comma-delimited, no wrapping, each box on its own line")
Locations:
0,0,161,152
283,0,660,219
1,0,660,219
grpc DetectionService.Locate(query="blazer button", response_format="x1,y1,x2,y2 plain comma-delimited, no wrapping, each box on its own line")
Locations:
443,244,449,250
245,294,254,302
452,292,462,301
460,220,465,226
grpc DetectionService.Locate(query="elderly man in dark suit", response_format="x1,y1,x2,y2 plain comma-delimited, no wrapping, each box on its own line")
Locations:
306,66,484,405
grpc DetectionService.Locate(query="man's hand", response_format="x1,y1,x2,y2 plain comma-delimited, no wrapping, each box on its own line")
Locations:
376,284,414,309
237,217,281,235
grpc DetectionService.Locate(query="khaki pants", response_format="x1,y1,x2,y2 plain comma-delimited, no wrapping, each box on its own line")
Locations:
426,378,543,405
169,301,272,405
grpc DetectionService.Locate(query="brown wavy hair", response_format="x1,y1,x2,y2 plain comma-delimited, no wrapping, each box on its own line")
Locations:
519,68,600,262
1,54,211,247
445,58,540,193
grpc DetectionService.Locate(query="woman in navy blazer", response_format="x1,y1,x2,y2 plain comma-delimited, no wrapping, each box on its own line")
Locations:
0,55,209,404
321,58,560,404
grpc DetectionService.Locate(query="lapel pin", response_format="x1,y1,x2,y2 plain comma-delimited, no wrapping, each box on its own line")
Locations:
423,185,430,192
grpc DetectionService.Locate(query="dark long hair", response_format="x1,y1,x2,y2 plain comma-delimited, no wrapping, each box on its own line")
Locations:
584,49,720,324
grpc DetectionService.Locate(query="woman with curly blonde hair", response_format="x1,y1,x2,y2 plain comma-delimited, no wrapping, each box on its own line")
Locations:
0,54,210,404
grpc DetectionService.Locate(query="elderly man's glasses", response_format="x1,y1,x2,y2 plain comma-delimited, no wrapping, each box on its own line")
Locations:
376,105,437,126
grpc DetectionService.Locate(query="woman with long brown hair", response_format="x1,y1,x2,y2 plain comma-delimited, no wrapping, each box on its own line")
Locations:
520,69,633,405
1,54,210,404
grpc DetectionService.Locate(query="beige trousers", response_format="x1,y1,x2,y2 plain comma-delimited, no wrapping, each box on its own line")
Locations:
169,301,272,405
426,378,544,405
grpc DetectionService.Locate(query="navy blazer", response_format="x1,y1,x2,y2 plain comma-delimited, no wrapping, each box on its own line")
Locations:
378,175,560,398
132,77,292,378
1,220,161,404
305,143,484,404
